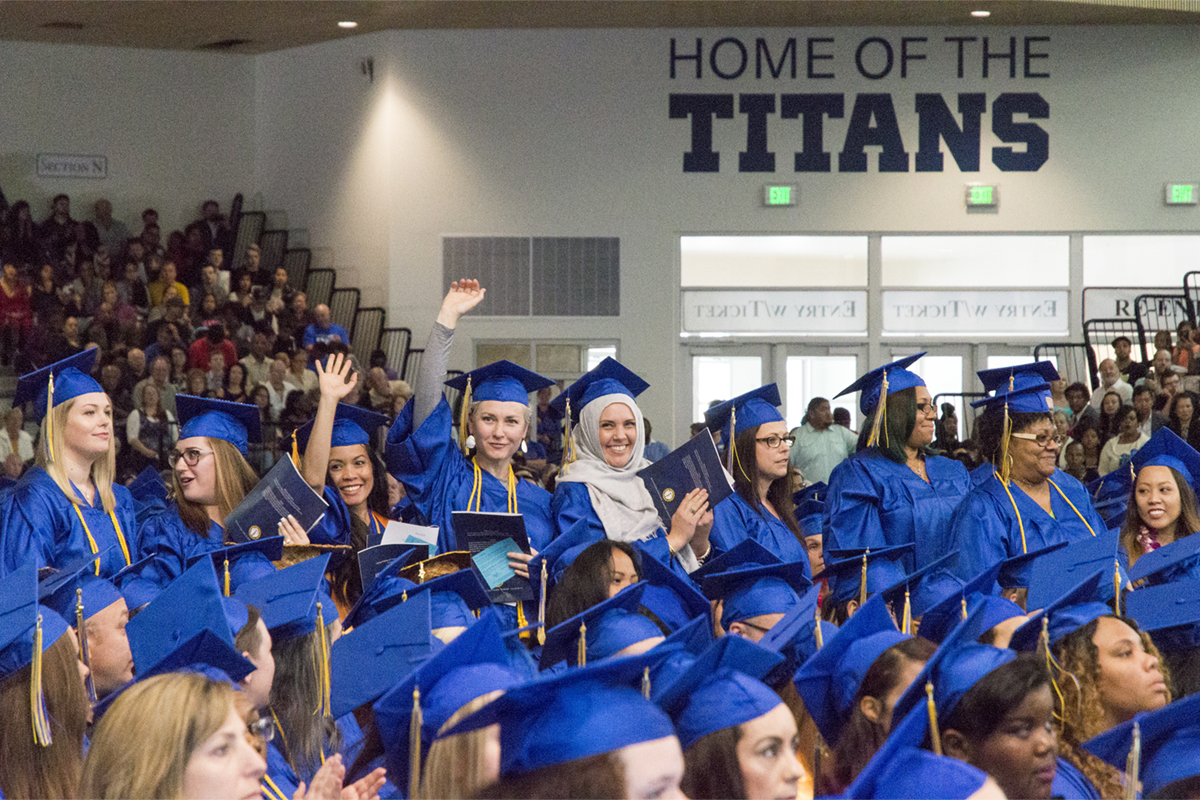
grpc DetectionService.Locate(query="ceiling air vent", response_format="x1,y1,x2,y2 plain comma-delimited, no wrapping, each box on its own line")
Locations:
41,21,85,30
197,38,252,51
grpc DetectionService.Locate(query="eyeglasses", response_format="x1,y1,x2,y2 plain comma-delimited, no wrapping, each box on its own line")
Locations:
1010,432,1067,449
247,716,274,743
755,435,797,449
168,448,214,467
915,402,937,416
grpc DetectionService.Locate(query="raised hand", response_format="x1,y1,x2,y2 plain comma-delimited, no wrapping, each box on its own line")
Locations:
316,351,358,403
436,279,487,329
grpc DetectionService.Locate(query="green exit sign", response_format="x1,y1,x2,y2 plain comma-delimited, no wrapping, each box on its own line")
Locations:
965,184,1000,208
763,185,798,207
1165,183,1199,205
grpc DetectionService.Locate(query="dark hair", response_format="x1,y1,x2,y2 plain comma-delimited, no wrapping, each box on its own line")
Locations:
475,751,625,799
732,425,801,539
1112,336,1132,347
1064,382,1090,400
833,407,851,425
546,540,642,629
807,396,829,414
324,445,390,610
1133,384,1154,400
1152,774,1200,800
1096,394,1127,441
681,725,745,800
977,409,1052,465
832,637,937,788
1169,391,1198,435
856,386,922,465
233,605,262,654
940,654,1048,744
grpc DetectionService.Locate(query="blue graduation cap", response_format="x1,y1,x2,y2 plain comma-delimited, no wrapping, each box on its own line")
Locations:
654,639,784,750
13,349,101,422
125,559,239,674
549,357,650,426
0,563,71,745
794,499,825,538
373,608,532,795
794,481,827,506
691,539,780,582
540,582,663,669
1128,532,1200,586
817,544,914,608
129,465,169,505
441,646,679,777
444,360,555,407
794,593,907,745
37,549,124,625
637,549,711,633
396,554,493,630
758,583,836,685
1132,427,1200,492
357,543,428,592
1083,693,1200,799
1009,570,1113,652
703,384,784,442
878,551,961,633
527,518,605,598
997,540,1069,590
1026,529,1127,610
294,403,390,453
918,561,1014,645
845,703,991,800
976,361,1060,395
184,537,285,596
969,381,1054,415
1126,575,1200,652
109,554,163,611
835,353,926,416
700,554,811,631
176,394,263,455
233,554,337,643
329,590,442,719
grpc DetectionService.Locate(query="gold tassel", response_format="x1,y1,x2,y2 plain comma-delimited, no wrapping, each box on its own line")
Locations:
562,398,576,469
418,562,425,584
409,687,423,800
642,666,651,699
314,604,332,719
902,587,912,635
866,372,889,449
291,429,300,468
999,400,1014,484
1114,561,1122,617
813,602,824,649
75,589,96,704
577,619,587,667
46,371,55,462
401,588,408,603
537,560,547,646
223,557,231,598
458,377,473,455
858,549,869,609
960,596,968,621
925,681,941,755
727,408,736,472
1124,721,1141,800
32,615,52,746
1042,617,1066,722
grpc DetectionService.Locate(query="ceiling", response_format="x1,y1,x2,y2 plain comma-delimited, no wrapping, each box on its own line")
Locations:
2,0,1198,55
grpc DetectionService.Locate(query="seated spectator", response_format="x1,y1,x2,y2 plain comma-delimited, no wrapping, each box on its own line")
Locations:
143,323,179,367
1111,336,1147,385
48,315,85,363
147,261,189,309
368,348,397,381
1098,404,1148,476
206,351,227,395
30,263,65,327
279,388,312,434
38,193,76,264
192,292,222,333
1089,358,1132,409
268,265,295,305
117,260,149,311
186,322,237,372
3,201,40,269
1174,320,1199,371
240,329,274,388
1132,384,1167,438
123,381,178,477
91,199,129,264
1168,391,1200,450
140,214,164,259
1048,377,1070,416
0,261,32,367
0,406,32,477
832,405,855,432
242,243,270,287
125,237,150,283
66,257,104,316
277,291,309,345
197,199,231,257
302,303,348,350
1064,381,1098,427
175,223,207,287
190,263,228,317
169,345,189,389
91,281,138,348
265,357,297,421
1096,390,1124,444
98,362,132,423
230,269,254,306
287,349,318,394
1062,440,1094,484
184,367,210,398
226,362,249,404
248,383,277,473
1156,369,1181,413
134,354,177,417
1139,347,1181,394
1076,423,1103,479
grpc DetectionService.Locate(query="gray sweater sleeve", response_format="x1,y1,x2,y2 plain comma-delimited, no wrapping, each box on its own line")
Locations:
413,321,455,429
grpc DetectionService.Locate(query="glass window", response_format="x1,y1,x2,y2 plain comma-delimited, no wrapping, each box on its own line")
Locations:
881,236,1069,287
692,356,762,423
1083,235,1200,287
785,356,859,428
681,236,868,288
902,354,965,440
587,346,617,371
985,355,1035,371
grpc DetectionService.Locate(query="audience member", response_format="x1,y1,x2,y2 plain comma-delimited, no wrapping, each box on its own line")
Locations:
302,303,348,350
1156,369,1182,413
1089,358,1132,409
186,323,237,372
148,261,189,309
1064,381,1097,427
287,349,318,395
1132,384,1167,438
268,265,295,305
1168,390,1200,450
3,200,40,268
1111,335,1147,385
190,263,228,317
789,397,857,485
278,290,309,346
226,362,250,403
91,199,129,264
1098,404,1148,476
38,193,76,263
1062,440,1092,483
0,406,33,470
0,261,31,367
134,354,178,416
1174,320,1199,371
240,329,274,388
643,417,670,462
265,357,297,421
1096,390,1124,444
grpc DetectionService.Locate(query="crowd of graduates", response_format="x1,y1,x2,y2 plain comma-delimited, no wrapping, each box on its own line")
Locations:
1,278,1200,799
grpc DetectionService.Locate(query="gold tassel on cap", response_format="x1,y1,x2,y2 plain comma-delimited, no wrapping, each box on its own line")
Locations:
960,596,969,621
458,376,473,455
1114,561,1122,617
642,667,651,699
291,429,300,468
902,587,912,635
925,681,941,755
858,549,869,609
1124,721,1141,800
813,602,824,649
223,557,231,598
866,372,889,449
45,371,55,462
577,619,587,667
409,687,423,800
75,589,96,704
31,615,52,746
314,603,332,720
561,398,577,469
537,560,547,646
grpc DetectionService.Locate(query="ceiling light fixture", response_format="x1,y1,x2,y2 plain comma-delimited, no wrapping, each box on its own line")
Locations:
338,20,358,29
971,10,991,17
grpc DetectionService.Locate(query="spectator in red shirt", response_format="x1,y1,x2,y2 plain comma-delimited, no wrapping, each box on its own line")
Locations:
186,322,237,372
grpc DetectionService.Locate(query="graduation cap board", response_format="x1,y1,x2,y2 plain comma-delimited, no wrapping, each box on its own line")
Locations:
1025,529,1127,611
1125,575,1200,652
1083,692,1200,799
877,550,961,634
703,383,784,444
976,361,1060,395
444,360,555,407
12,349,101,422
294,402,390,453
539,582,663,670
176,394,263,455
700,554,811,631
1131,427,1200,492
1008,570,1114,652
817,544,914,609
1128,531,1200,586
549,357,650,427
835,353,926,416
183,536,285,597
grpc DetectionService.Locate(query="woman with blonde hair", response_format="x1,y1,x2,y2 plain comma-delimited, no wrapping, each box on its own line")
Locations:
1,349,139,577
81,671,266,800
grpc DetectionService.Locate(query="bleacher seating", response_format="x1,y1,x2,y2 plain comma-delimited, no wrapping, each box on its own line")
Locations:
352,307,386,366
305,268,336,308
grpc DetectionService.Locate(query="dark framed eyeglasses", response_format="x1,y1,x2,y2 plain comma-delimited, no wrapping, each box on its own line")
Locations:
915,401,937,416
755,435,797,449
168,448,214,467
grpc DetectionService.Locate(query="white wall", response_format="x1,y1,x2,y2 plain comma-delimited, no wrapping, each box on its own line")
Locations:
0,41,254,234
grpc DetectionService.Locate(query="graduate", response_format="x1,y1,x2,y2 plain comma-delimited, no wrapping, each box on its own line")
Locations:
384,280,556,562
1,349,138,579
1083,691,1200,799
544,535,641,628
813,543,911,624
539,582,665,670
943,378,1107,580
1115,427,1200,574
705,385,809,567
551,357,713,574
0,563,90,800
824,354,971,572
1127,563,1200,697
696,541,810,641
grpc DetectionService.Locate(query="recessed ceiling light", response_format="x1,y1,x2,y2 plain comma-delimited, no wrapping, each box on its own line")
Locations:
971,10,991,17
338,20,358,29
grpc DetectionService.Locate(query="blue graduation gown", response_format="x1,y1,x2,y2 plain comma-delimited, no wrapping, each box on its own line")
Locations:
551,481,695,580
824,451,971,571
136,508,277,589
0,466,139,578
262,742,301,800
385,397,554,554
1052,757,1102,799
710,492,810,573
944,470,1107,581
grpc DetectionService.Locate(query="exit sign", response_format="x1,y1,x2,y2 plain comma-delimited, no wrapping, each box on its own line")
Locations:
1165,183,1199,205
763,185,798,207
965,184,1000,208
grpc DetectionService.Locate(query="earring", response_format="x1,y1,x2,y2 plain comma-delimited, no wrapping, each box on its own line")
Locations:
465,434,476,449
520,440,528,454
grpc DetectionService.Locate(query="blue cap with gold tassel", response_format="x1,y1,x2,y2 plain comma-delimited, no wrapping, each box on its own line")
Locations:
0,564,72,746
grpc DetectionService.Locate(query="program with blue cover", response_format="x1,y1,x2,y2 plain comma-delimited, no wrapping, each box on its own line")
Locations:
637,428,734,528
223,455,329,544
452,511,533,604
